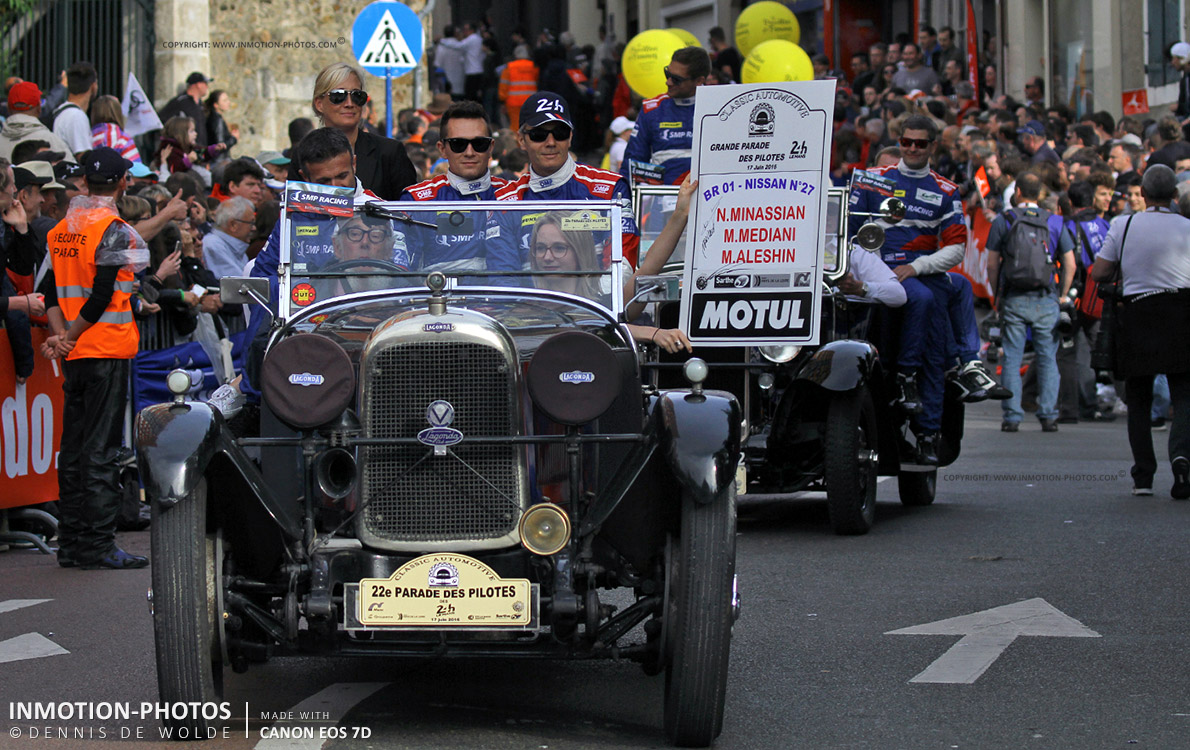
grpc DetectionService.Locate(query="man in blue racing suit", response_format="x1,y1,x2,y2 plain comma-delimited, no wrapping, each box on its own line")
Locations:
398,100,507,272
849,115,1007,464
618,46,709,187
490,91,639,271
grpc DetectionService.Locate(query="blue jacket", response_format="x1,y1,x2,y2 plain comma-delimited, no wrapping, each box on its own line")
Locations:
847,163,967,269
619,93,694,186
398,173,506,270
491,161,640,269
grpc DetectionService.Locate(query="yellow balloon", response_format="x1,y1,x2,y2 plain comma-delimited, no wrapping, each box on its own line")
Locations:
735,1,800,57
667,28,700,48
741,39,814,84
621,29,687,99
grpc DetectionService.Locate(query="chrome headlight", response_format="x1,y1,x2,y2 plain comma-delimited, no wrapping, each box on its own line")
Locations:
519,503,571,555
757,345,802,364
166,368,192,396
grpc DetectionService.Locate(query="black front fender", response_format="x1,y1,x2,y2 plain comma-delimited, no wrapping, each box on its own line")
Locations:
135,402,301,540
651,389,742,504
794,339,880,392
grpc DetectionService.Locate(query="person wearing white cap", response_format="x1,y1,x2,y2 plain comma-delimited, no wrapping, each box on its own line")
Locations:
608,116,633,174
1173,42,1190,123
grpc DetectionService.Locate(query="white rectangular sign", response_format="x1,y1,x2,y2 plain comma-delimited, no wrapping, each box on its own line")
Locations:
680,81,835,345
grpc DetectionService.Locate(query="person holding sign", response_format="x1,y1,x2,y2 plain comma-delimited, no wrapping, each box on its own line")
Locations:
619,46,709,187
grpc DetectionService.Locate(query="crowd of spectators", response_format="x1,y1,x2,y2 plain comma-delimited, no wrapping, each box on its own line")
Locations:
825,32,1190,426
3,28,1190,457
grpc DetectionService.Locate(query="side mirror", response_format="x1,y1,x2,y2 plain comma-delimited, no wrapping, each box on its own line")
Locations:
219,277,271,306
630,274,682,304
879,197,906,222
855,223,886,252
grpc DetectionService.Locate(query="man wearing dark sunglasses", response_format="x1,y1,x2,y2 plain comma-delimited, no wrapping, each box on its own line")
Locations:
619,46,710,187
848,115,1007,464
492,91,639,269
398,101,506,271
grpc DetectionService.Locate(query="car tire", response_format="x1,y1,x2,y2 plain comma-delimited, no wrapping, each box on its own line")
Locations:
664,484,736,747
898,469,937,506
150,478,224,738
824,387,878,535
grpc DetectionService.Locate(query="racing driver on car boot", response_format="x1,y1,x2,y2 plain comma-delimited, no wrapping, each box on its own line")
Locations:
849,115,1008,465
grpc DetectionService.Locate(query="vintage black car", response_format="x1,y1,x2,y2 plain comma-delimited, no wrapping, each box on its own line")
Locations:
137,196,740,747
633,185,964,536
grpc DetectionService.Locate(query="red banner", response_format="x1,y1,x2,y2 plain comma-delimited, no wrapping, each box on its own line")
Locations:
0,328,64,509
966,0,979,100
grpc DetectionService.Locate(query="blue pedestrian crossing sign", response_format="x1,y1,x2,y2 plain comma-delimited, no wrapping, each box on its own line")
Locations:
352,1,424,77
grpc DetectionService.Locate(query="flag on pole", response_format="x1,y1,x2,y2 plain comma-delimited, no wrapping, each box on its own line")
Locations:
121,72,162,136
966,0,979,100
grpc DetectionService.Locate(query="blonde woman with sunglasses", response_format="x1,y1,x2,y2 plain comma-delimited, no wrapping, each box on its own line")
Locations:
304,62,417,200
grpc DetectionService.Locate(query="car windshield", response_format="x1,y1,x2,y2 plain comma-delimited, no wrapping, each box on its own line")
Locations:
278,185,624,320
637,189,689,270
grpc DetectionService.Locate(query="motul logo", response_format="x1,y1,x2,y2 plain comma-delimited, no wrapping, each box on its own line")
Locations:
691,292,812,339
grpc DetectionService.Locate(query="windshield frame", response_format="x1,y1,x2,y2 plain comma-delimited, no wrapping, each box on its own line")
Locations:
276,193,626,322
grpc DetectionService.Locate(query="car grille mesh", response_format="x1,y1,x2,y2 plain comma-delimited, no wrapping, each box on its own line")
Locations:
361,341,521,543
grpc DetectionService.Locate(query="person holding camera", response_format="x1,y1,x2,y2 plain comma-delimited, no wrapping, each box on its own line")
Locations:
986,171,1077,433
1091,165,1190,499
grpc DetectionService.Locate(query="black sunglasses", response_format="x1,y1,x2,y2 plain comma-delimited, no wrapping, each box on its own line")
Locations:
525,124,572,142
443,136,494,153
899,137,934,149
663,66,689,84
324,88,368,106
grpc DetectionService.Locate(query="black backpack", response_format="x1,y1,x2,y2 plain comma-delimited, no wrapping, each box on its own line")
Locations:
1000,208,1055,292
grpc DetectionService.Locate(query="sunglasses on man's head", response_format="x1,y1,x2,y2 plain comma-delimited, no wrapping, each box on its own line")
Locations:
899,137,933,149
443,136,494,153
525,124,572,143
324,88,368,106
663,66,689,84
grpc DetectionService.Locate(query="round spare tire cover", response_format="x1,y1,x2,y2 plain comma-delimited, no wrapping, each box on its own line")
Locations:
527,330,622,425
261,333,355,429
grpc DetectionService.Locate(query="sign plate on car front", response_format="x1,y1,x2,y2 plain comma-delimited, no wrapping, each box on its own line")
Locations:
358,553,532,627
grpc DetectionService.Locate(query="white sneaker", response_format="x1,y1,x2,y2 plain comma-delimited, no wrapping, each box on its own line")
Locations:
207,383,245,419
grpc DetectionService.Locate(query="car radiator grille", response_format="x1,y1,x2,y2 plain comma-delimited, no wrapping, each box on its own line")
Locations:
360,341,521,544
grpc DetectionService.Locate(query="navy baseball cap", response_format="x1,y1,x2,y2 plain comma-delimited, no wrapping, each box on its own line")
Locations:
53,160,84,182
1017,119,1046,137
81,147,134,184
519,92,573,130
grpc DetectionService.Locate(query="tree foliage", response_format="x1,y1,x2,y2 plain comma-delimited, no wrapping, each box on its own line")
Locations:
0,0,39,82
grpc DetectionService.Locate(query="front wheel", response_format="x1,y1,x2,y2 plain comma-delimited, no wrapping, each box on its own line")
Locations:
150,478,225,738
898,469,937,506
664,484,737,747
824,388,879,535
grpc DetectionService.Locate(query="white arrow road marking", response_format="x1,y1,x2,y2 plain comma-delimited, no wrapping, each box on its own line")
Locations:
0,600,68,665
0,599,52,615
255,682,389,750
885,597,1101,684
0,632,69,664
